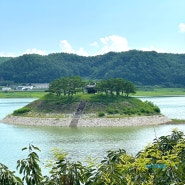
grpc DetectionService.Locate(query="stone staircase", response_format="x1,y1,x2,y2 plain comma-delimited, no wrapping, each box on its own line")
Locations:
69,100,87,127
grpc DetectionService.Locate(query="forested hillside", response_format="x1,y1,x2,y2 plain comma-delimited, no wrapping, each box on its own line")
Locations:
0,57,12,64
0,50,185,87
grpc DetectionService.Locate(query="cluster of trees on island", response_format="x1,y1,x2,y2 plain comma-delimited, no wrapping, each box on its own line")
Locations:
1,130,185,184
0,50,185,87
48,76,137,97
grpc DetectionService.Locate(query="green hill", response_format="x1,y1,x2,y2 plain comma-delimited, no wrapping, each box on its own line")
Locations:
13,93,160,118
0,50,185,87
0,56,12,64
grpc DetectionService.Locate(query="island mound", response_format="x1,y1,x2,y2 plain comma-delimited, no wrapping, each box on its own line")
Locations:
2,93,171,127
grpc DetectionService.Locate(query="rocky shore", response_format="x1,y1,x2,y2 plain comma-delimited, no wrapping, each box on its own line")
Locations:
2,114,171,127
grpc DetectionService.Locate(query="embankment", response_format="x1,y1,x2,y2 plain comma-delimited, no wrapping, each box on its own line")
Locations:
2,115,171,127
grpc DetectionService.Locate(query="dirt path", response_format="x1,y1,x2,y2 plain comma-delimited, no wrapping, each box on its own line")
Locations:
69,100,87,127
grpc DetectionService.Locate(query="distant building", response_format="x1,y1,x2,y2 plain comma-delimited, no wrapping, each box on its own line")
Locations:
86,82,97,94
16,86,33,91
32,83,49,89
15,84,49,91
2,87,12,91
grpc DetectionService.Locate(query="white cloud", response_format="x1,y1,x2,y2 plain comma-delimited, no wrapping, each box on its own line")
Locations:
77,48,89,56
0,52,16,57
60,40,74,53
178,23,185,33
59,35,129,56
99,35,129,54
22,48,47,55
90,35,129,55
60,40,88,56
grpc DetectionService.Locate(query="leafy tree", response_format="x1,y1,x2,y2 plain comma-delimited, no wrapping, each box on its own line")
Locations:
65,76,84,96
0,163,22,185
1,130,185,184
48,78,64,96
96,78,136,97
96,79,109,95
123,81,137,96
42,149,93,185
111,78,125,96
48,76,84,97
17,145,43,185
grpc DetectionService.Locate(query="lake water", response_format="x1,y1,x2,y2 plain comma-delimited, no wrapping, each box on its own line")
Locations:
139,96,185,120
0,97,185,172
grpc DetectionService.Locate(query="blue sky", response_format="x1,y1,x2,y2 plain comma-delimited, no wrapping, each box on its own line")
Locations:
0,0,185,56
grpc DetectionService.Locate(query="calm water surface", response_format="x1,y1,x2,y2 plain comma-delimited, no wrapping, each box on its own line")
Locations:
140,96,185,119
0,97,185,172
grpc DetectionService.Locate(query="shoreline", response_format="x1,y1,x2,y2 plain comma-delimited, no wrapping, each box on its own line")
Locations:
2,115,171,127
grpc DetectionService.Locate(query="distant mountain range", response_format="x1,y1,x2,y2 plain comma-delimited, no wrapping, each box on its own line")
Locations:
0,50,185,87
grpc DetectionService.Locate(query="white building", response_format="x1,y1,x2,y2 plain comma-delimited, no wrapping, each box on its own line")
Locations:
16,86,33,91
2,87,12,91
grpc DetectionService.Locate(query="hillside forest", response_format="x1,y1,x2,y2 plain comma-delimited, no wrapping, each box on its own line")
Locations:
0,50,185,87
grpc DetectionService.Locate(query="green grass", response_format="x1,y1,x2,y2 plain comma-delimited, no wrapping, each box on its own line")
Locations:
170,119,185,123
0,91,47,98
18,93,161,118
135,88,185,96
3,88,185,119
13,107,32,116
1,88,185,98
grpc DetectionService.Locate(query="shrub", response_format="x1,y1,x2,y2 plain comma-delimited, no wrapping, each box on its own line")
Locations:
106,108,115,114
13,107,31,115
1,130,185,184
154,106,160,113
98,112,105,117
114,109,119,114
106,108,120,114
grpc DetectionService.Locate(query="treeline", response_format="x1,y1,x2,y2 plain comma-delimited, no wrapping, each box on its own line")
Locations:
0,50,185,87
1,130,185,184
48,76,136,97
0,57,12,64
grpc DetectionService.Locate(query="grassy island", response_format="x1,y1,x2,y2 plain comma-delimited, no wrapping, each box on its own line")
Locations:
11,77,160,118
2,77,171,126
2,92,171,127
13,93,160,118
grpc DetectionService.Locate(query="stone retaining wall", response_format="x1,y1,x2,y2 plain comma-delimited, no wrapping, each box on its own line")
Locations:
2,115,171,127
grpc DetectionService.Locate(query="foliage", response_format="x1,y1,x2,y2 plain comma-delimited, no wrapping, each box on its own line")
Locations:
48,77,136,97
1,130,185,184
42,149,93,185
96,78,136,96
19,93,160,116
13,107,32,115
0,57,12,64
0,50,185,87
17,145,43,185
98,112,105,117
1,88,185,98
0,163,22,185
48,76,84,97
